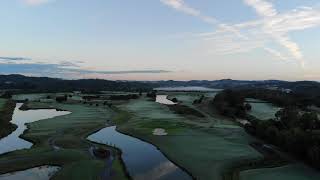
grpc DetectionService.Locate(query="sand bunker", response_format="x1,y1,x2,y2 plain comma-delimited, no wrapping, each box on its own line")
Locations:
153,128,168,136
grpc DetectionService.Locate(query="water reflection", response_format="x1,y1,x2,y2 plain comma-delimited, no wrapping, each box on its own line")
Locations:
155,95,176,105
87,126,191,180
0,103,70,154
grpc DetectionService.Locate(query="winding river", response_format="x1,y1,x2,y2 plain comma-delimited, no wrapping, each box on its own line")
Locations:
88,126,192,180
0,103,70,154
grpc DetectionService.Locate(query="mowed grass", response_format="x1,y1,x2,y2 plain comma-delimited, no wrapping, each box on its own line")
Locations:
0,100,127,180
0,99,6,109
248,102,281,120
12,93,53,101
116,97,263,180
239,163,320,180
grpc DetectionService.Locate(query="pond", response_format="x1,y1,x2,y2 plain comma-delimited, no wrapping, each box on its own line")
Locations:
0,103,70,154
155,95,176,105
0,166,60,180
87,126,192,180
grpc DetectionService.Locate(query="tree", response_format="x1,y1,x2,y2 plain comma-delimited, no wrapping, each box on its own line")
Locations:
245,103,252,111
276,107,300,128
308,145,320,168
300,112,319,131
171,98,178,103
0,91,12,99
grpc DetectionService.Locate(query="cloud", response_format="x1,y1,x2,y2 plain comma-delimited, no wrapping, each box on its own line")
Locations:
244,0,277,17
22,0,52,6
160,0,218,24
0,56,31,61
166,0,320,67
0,62,171,79
242,0,316,67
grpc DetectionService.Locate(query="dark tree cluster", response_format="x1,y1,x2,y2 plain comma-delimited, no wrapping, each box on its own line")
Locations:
193,95,205,104
56,95,68,102
245,107,320,169
212,90,251,118
83,95,100,101
0,74,153,93
0,91,12,99
146,91,157,99
169,104,205,118
108,94,139,100
238,88,320,108
171,97,178,103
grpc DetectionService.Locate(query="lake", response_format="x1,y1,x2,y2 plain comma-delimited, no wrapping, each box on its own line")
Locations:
0,103,70,154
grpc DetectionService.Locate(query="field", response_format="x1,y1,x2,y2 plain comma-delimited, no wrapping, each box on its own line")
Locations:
240,163,320,180
248,101,281,120
115,97,263,180
0,99,6,109
2,92,319,180
0,97,127,180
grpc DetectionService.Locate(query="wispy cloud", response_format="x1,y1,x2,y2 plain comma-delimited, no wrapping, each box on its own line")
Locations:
162,0,320,68
244,0,277,17
242,0,307,67
160,0,218,24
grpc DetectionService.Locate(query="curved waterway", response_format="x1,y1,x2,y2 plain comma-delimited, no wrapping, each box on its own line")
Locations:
0,166,60,180
87,126,192,180
0,103,70,154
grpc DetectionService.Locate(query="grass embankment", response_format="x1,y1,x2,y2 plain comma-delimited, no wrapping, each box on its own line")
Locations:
168,104,205,118
114,97,263,180
0,100,128,180
239,163,320,180
223,142,290,180
0,98,17,139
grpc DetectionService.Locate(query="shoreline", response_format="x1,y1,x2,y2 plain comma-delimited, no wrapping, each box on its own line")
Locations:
0,100,17,139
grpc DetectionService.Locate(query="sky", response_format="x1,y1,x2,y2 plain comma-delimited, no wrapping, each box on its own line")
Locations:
0,0,320,81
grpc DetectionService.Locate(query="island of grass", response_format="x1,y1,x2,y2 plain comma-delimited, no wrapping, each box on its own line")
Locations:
113,97,263,180
0,98,17,139
0,97,129,180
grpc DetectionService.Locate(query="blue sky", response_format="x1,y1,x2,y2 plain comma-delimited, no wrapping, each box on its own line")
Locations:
0,0,320,81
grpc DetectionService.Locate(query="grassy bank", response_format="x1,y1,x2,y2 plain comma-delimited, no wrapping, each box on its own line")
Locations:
0,99,17,139
239,163,320,180
0,100,128,180
114,97,263,180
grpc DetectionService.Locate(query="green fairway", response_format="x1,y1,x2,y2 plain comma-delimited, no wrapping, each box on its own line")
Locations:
240,163,320,180
0,100,128,180
115,97,263,180
0,99,6,109
248,101,281,120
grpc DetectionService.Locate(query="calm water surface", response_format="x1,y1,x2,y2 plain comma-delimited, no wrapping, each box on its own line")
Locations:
0,103,70,154
154,86,221,92
88,126,192,180
0,166,60,180
155,95,176,105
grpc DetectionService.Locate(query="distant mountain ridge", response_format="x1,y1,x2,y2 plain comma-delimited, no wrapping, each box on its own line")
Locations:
0,74,319,96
